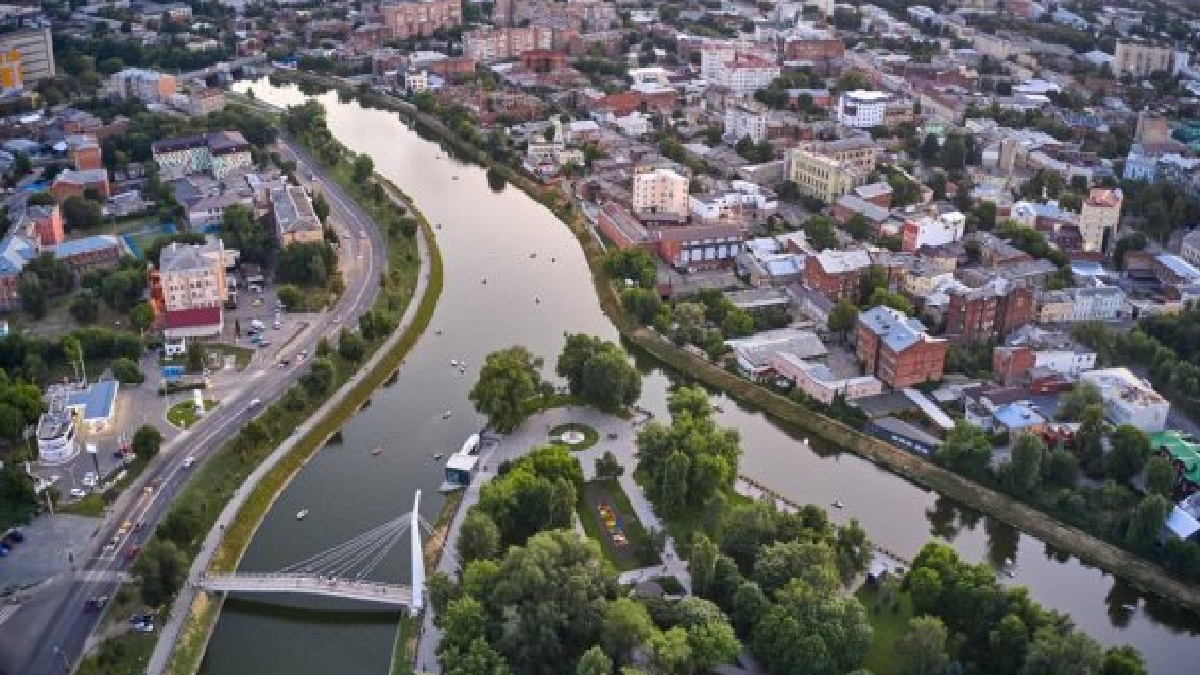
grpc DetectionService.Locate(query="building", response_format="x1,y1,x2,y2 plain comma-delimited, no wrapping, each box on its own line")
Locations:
901,211,966,252
1078,187,1122,253
65,379,120,433
690,182,777,225
153,238,234,338
712,53,780,97
596,203,650,250
66,134,102,172
1037,286,1126,323
1152,253,1200,288
727,329,827,380
51,168,111,203
652,224,744,270
107,68,177,103
24,205,64,246
1113,41,1174,77
36,388,78,465
837,90,905,128
785,147,866,205
803,249,871,302
631,166,689,221
404,69,429,93
857,306,948,388
774,355,882,403
188,88,226,116
380,0,462,39
151,131,253,180
1150,431,1200,497
724,101,769,144
1080,367,1169,432
806,138,878,174
1182,229,1200,267
270,185,324,245
0,28,53,81
944,280,1035,343
993,325,1097,385
463,26,551,63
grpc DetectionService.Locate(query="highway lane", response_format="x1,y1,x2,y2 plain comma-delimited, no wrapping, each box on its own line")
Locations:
11,138,387,675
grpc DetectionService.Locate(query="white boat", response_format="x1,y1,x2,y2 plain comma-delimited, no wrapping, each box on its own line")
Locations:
443,410,452,419
433,453,444,460
832,500,844,509
460,433,481,456
450,359,459,367
372,447,383,456
296,509,309,520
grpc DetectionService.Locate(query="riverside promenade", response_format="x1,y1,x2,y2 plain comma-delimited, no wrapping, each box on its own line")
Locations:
144,195,433,675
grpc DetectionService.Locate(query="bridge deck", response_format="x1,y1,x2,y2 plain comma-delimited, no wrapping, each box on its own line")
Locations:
198,572,413,607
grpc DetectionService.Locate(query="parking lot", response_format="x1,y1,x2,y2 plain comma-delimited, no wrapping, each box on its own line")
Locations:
0,515,99,591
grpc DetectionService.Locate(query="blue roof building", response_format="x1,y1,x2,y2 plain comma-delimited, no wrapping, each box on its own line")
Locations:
65,380,120,431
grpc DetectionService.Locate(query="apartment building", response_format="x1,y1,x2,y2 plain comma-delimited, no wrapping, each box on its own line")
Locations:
805,137,878,174
380,0,462,40
153,238,235,339
1078,187,1122,253
632,166,689,221
713,53,780,97
857,306,948,389
803,249,871,302
1080,367,1169,432
0,28,53,81
188,88,226,116
1037,286,1126,323
463,26,552,63
151,131,253,180
66,134,102,172
943,280,1034,343
1113,41,1174,77
901,211,966,252
690,182,777,225
837,90,906,128
724,101,769,144
785,147,866,204
107,68,177,103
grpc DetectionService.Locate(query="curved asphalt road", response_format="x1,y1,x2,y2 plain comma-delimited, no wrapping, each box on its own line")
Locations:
3,138,387,675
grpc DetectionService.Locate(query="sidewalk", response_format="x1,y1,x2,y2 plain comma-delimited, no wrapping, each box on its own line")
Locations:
144,195,432,675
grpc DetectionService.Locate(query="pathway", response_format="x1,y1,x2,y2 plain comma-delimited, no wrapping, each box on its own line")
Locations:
413,406,689,673
144,193,432,675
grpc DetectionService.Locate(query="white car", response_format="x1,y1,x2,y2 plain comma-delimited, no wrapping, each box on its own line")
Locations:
69,488,87,499
249,398,262,408
82,472,97,488
182,456,195,469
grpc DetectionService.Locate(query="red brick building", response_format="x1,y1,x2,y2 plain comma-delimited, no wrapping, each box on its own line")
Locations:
783,36,845,61
993,345,1036,385
802,249,872,302
380,0,462,39
596,203,650,250
857,306,948,388
520,50,568,72
943,281,1034,344
27,205,64,246
50,169,111,203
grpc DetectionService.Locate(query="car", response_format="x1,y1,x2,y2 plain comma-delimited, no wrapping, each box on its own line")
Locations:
258,340,272,348
84,596,108,611
81,472,97,488
102,543,116,554
182,456,195,469
249,398,262,407
272,321,281,330
4,530,24,544
129,613,153,625
118,521,132,536
133,622,154,634
69,488,86,499
124,545,140,561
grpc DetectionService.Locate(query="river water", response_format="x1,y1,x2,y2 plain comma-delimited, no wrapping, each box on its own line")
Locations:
202,78,1200,675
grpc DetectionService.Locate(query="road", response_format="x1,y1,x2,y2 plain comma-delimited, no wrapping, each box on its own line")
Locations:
1,138,387,675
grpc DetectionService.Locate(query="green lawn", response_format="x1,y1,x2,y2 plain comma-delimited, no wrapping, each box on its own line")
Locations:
76,631,157,675
548,422,599,451
204,344,254,371
167,400,218,428
577,479,658,571
61,493,106,517
856,584,914,675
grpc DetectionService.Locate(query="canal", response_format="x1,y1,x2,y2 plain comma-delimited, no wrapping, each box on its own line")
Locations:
201,78,1200,675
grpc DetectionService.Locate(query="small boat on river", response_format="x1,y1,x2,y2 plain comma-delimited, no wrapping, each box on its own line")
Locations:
296,509,309,520
443,410,452,419
372,447,383,456
832,500,844,509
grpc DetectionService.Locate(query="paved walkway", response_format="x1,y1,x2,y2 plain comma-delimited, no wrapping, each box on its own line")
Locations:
144,191,432,675
413,406,689,673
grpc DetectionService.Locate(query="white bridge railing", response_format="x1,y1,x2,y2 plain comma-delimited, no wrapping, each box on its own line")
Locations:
198,572,414,607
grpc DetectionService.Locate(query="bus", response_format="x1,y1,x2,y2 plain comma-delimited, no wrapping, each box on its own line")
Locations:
193,388,204,417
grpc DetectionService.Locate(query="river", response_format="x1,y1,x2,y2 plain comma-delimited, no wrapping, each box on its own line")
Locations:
201,78,1200,675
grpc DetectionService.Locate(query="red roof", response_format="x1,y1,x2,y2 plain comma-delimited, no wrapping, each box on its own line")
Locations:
164,306,222,329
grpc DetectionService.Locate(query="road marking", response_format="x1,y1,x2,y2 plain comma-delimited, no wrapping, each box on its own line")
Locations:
0,603,20,627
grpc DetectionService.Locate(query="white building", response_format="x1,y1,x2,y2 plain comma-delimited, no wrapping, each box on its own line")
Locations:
632,166,690,220
690,181,777,224
713,53,780,97
724,101,769,144
901,211,965,251
404,69,429,93
610,111,652,137
1080,367,1170,432
1032,349,1097,378
1038,286,1126,323
773,353,883,404
837,90,898,128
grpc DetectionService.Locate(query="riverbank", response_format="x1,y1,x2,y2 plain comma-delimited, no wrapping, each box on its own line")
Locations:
258,70,1200,617
144,149,444,673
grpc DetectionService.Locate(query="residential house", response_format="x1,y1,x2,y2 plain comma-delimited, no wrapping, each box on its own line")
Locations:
857,305,948,388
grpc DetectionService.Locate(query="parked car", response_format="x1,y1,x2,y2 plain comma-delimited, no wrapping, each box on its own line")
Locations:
84,596,108,611
69,488,87,499
4,530,24,544
124,545,140,561
182,456,195,469
249,398,262,408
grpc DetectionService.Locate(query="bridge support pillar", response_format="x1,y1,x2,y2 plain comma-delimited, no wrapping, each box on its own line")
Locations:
410,490,424,617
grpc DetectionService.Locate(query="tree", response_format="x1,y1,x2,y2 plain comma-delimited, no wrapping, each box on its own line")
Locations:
1125,494,1170,550
752,580,873,675
470,346,544,433
803,215,838,250
70,290,100,323
869,288,913,315
1004,433,1045,494
18,274,46,318
1101,646,1148,675
1041,448,1079,488
1076,404,1106,475
219,204,277,265
458,509,501,562
621,287,661,324
312,191,330,224
302,356,336,396
686,618,740,672
132,538,187,606
936,421,993,478
989,614,1030,675
595,451,623,479
604,249,656,289
1106,425,1150,482
1057,382,1102,421
337,328,366,363
132,424,163,461
111,357,144,384
827,299,859,343
557,334,641,411
689,533,719,598
185,341,206,372
0,403,23,441
1021,626,1103,675
921,133,941,162
601,598,656,665
576,646,613,675
158,505,202,548
896,616,949,675
649,627,692,675
62,195,103,231
352,154,375,183
753,539,840,595
477,446,581,546
1144,455,1176,498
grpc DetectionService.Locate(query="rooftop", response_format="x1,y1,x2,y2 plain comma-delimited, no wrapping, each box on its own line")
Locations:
859,305,938,354
65,379,119,422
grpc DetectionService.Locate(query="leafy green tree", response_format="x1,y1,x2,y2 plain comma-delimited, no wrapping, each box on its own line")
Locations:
1101,646,1149,675
0,403,23,441
1057,382,1102,421
869,287,913,315
185,341,205,372
1126,494,1171,550
827,298,859,343
556,334,641,411
1042,447,1080,488
1076,404,1106,475
690,532,719,598
595,450,623,479
601,598,656,665
621,287,661,324
470,346,544,433
753,539,840,595
686,618,740,672
18,274,46,318
111,357,144,384
132,539,187,606
158,505,202,548
1021,626,1103,675
352,154,375,183
220,204,278,264
803,215,838,250
935,421,993,478
70,290,100,323
1144,455,1176,498
311,191,330,223
458,509,501,563
989,614,1031,675
835,519,873,583
752,579,872,675
896,616,949,675
649,627,692,675
576,646,613,675
337,328,366,362
302,356,336,396
1106,425,1150,482
62,195,103,230
1004,433,1045,494
604,249,656,289
477,446,580,546
131,424,163,461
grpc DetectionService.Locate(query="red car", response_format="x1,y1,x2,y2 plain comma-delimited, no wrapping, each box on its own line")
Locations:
124,545,140,561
